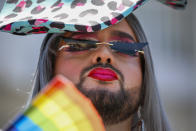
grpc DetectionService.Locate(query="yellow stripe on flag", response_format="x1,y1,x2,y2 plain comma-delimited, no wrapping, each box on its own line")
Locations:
33,90,93,131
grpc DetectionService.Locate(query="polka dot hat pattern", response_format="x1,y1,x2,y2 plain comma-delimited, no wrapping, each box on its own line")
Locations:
0,0,148,35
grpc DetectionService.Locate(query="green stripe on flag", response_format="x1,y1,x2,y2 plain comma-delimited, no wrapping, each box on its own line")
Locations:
25,105,59,131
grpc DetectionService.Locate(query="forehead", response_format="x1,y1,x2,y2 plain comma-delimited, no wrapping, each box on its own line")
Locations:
64,19,137,42
103,19,135,35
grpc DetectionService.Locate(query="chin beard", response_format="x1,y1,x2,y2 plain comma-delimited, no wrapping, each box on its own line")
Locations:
76,81,141,125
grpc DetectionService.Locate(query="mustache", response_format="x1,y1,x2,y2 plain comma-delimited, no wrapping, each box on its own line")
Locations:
79,63,124,82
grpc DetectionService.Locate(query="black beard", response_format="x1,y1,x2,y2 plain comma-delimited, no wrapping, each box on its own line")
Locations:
76,63,141,125
77,86,140,125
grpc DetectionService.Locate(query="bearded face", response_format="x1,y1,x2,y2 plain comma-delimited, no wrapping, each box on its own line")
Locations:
54,19,143,125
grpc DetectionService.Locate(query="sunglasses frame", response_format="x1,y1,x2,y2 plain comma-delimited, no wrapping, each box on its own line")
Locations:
57,36,148,56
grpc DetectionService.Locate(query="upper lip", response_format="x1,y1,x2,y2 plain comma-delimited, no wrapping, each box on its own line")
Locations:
88,67,118,81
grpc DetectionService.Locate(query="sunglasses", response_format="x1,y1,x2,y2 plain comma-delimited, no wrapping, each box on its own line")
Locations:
57,36,148,56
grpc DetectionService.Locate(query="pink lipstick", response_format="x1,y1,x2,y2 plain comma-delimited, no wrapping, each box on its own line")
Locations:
88,67,118,81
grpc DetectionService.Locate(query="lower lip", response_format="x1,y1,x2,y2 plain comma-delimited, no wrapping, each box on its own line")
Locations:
88,68,118,81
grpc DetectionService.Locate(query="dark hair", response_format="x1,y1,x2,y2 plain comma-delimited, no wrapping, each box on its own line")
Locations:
32,13,171,131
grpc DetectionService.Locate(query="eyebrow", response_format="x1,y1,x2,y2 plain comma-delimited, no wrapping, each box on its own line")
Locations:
67,31,135,42
70,32,97,39
111,31,135,42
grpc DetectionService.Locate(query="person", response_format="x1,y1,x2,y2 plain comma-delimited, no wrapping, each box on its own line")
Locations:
32,13,170,131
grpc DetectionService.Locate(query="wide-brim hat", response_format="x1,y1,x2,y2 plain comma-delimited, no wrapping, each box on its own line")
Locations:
0,0,187,35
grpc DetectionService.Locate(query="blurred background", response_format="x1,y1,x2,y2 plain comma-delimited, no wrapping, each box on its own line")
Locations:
0,0,195,130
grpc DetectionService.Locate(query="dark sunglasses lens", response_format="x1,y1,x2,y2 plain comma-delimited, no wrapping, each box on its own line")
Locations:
115,50,138,56
110,41,147,56
60,38,97,52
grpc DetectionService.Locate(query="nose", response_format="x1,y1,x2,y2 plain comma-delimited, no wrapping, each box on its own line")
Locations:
91,45,114,65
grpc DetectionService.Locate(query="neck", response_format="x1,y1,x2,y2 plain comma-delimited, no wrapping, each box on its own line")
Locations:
105,117,132,131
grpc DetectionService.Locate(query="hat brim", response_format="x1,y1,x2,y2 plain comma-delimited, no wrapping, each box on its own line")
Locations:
0,0,147,35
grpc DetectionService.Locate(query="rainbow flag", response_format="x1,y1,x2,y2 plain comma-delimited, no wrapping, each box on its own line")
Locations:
6,75,105,131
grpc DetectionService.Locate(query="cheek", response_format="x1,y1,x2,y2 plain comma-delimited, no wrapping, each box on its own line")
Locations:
120,59,143,89
54,56,84,83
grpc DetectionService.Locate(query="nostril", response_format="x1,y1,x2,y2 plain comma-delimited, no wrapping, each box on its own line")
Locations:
96,57,101,63
107,58,111,63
